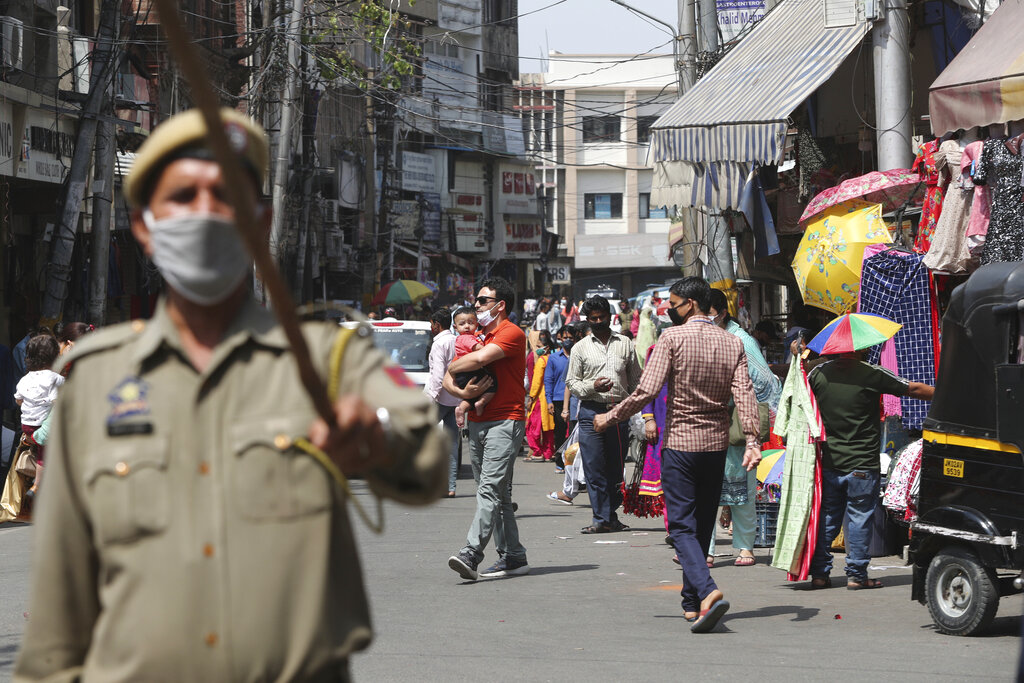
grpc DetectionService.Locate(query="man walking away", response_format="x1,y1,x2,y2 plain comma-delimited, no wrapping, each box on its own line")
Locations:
566,296,641,535
444,277,529,580
426,308,462,497
594,277,760,633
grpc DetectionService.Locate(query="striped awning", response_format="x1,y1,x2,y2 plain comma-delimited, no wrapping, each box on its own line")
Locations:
649,0,871,210
929,0,1024,136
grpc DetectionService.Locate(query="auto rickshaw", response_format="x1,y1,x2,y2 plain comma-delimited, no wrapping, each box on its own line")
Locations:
910,262,1024,635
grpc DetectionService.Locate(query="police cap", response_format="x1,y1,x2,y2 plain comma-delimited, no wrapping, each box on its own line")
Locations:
124,108,269,208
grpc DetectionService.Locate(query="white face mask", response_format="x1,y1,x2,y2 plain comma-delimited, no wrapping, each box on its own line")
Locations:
143,209,252,305
476,302,500,328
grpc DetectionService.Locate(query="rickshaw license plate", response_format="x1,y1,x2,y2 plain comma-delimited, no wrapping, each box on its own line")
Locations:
943,458,964,478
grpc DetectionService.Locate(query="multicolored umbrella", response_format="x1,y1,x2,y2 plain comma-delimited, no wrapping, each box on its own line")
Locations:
792,200,893,315
800,169,922,223
807,313,903,355
371,279,434,306
756,449,786,484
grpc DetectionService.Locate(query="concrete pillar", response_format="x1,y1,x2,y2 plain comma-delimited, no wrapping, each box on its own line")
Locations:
873,0,914,170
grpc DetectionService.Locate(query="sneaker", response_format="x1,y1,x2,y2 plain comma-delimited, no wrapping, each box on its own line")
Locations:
479,556,531,578
448,550,480,581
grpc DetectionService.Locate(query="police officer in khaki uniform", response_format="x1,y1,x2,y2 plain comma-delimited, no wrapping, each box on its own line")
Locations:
14,109,446,682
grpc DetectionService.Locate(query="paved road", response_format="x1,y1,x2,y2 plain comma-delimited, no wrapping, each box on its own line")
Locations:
0,456,1019,682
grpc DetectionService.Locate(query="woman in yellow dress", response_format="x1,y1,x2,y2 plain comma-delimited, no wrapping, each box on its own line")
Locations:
525,331,556,461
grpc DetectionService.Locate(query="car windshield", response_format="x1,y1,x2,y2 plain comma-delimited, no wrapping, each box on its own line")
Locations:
371,327,431,373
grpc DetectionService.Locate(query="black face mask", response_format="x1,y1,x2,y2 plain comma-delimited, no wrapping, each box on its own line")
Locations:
667,307,685,326
590,320,610,334
561,340,573,351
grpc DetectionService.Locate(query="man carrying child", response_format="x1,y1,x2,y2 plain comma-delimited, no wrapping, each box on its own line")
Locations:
444,277,530,580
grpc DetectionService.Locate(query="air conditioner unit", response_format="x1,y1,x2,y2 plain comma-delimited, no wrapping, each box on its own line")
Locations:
0,17,24,71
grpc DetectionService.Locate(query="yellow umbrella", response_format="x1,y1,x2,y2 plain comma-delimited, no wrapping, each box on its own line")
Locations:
792,200,892,315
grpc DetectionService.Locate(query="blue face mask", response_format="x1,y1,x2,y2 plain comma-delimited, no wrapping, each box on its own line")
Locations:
561,340,573,351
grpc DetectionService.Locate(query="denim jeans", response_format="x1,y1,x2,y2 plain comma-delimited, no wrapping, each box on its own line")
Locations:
662,448,726,612
810,468,881,581
576,401,629,527
437,403,461,492
462,419,527,564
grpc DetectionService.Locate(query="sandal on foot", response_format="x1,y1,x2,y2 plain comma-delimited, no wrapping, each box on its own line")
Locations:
847,577,882,590
718,506,732,530
734,555,755,567
581,524,611,534
610,520,631,532
447,491,456,498
810,576,831,590
524,455,544,462
690,599,730,633
547,491,573,505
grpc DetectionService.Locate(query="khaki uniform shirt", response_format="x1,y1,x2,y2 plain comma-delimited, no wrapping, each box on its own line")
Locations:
14,297,446,682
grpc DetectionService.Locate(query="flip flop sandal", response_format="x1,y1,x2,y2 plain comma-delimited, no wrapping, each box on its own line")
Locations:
547,492,573,505
734,555,756,566
810,576,832,589
847,578,883,590
610,520,631,532
690,599,730,633
581,524,611,534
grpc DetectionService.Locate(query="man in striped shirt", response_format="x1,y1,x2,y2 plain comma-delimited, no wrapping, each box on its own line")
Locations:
566,296,642,535
594,277,760,633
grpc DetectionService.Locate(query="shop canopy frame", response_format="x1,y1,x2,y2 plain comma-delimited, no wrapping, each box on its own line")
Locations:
649,0,871,211
928,0,1024,136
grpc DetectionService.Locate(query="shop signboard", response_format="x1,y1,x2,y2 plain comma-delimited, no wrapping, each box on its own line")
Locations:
546,260,571,284
717,0,766,42
0,103,74,184
497,163,537,215
421,192,441,243
450,192,486,253
390,200,420,240
503,221,542,259
484,112,527,157
401,151,437,193
574,233,672,269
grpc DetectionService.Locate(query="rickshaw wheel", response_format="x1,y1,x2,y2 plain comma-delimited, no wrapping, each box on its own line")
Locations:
925,546,999,636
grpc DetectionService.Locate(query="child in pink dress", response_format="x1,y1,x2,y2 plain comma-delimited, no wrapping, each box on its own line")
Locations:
451,307,497,426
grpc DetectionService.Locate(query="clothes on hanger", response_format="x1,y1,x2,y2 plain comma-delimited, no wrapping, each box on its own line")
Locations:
975,136,1024,264
923,139,974,273
912,139,946,254
859,250,935,430
962,140,990,257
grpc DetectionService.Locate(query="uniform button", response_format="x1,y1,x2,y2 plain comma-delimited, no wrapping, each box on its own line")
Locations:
204,632,218,647
203,543,214,557
198,462,210,475
273,434,291,450
131,320,145,333
114,461,130,476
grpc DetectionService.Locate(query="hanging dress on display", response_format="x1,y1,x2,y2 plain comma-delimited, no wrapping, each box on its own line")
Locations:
770,356,825,580
974,135,1024,265
962,140,990,255
859,249,936,430
912,139,945,254
923,140,973,273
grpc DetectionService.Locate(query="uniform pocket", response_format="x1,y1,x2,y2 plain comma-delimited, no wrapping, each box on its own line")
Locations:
230,416,333,522
85,437,170,545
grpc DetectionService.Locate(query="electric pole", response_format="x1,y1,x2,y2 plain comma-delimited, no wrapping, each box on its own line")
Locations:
87,98,115,325
39,0,121,328
270,0,303,279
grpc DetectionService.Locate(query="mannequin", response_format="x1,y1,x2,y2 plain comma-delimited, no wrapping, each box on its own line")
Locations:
959,126,982,147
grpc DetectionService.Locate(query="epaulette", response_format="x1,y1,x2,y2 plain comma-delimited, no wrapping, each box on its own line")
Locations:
56,319,148,376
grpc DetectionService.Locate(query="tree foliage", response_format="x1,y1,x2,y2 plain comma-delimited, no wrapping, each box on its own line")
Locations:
313,0,421,91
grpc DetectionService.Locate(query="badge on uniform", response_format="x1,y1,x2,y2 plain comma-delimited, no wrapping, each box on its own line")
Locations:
384,366,414,388
107,376,154,436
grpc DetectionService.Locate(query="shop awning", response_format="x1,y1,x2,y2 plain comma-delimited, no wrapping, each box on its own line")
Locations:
649,0,871,210
928,0,1024,136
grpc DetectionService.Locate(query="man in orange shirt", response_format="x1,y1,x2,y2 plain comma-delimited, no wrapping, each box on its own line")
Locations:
443,277,529,580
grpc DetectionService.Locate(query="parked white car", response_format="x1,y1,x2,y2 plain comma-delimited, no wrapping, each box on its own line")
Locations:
342,319,432,387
